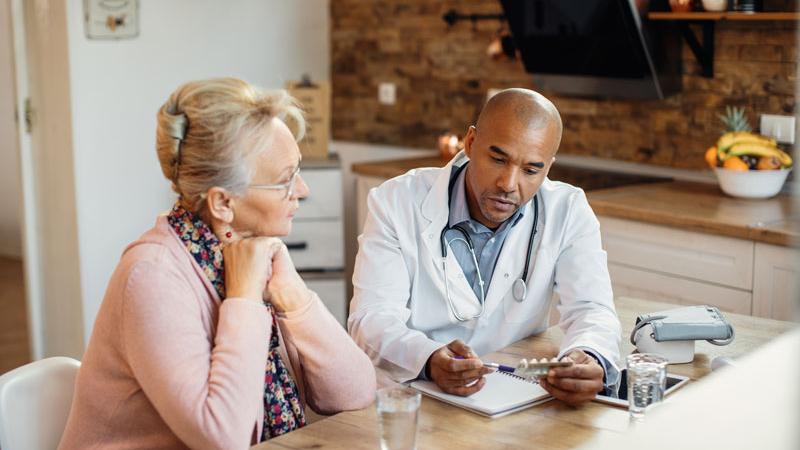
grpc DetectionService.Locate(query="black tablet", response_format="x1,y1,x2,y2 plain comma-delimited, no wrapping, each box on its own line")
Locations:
594,369,690,408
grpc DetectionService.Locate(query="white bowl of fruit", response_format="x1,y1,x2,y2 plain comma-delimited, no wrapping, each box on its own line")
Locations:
705,108,793,199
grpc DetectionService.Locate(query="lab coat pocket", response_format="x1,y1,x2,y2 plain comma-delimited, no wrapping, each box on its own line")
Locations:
502,246,556,325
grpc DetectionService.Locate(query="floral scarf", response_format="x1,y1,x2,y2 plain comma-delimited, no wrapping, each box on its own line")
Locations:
167,202,306,440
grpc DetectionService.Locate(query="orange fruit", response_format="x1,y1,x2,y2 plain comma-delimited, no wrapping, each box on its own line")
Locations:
704,146,718,168
756,155,781,170
723,156,749,171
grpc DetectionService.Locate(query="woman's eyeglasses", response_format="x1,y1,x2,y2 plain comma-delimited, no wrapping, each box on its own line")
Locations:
249,166,301,200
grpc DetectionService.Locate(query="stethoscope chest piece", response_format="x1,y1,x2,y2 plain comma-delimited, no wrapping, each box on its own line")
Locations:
512,278,527,302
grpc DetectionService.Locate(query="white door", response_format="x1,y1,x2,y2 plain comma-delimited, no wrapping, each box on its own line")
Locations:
9,0,84,360
0,0,29,372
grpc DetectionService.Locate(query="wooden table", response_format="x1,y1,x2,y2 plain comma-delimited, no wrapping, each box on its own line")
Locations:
258,297,795,449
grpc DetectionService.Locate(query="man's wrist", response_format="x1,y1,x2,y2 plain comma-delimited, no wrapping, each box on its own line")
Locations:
578,348,608,386
424,357,433,380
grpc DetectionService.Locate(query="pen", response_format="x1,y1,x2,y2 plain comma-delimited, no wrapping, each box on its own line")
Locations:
483,362,515,373
453,355,517,373
453,356,515,373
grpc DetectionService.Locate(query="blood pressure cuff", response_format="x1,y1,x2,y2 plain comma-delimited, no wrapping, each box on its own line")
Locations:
629,305,735,346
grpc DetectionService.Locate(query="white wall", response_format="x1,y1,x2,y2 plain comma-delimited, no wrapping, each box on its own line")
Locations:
63,0,330,344
0,0,22,258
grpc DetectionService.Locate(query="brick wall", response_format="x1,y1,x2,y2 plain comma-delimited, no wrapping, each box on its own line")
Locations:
330,0,798,169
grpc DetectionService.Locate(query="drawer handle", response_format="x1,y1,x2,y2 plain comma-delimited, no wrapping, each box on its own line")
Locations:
285,242,308,250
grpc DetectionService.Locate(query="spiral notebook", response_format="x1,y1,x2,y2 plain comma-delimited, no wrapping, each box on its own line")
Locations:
410,371,552,419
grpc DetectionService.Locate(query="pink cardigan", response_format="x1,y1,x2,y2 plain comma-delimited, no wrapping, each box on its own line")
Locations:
59,216,376,449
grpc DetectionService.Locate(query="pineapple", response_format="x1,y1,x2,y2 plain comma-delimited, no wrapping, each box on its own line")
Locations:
715,106,757,162
718,106,752,132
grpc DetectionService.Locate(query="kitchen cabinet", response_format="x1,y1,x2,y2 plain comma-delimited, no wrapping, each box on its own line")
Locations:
303,273,348,326
753,243,799,320
285,157,346,327
600,216,798,321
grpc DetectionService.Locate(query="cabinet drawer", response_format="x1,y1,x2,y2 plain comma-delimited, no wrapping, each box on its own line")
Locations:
303,275,347,327
283,219,344,270
296,168,342,220
599,217,754,290
609,263,752,315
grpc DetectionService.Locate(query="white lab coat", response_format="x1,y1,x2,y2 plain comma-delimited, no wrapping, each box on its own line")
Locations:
348,153,621,383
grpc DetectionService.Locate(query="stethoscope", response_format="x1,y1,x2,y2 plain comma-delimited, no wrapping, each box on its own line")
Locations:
440,161,539,322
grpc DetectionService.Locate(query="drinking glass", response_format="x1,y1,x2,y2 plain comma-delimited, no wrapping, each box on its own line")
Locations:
376,386,421,450
626,353,668,421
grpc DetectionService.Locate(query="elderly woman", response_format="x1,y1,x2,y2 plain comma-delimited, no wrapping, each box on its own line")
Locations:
59,78,376,449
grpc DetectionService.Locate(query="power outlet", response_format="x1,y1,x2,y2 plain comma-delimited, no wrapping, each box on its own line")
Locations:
378,82,396,105
760,114,795,144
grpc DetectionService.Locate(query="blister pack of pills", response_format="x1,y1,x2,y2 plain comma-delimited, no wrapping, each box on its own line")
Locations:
514,358,573,379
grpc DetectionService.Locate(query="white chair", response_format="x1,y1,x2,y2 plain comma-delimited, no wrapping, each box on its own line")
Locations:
0,357,81,450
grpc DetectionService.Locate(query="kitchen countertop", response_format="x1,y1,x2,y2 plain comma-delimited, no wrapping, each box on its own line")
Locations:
588,181,798,247
352,156,446,179
300,153,340,169
352,156,798,247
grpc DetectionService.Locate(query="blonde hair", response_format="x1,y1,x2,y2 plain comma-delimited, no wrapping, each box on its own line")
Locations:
155,77,305,212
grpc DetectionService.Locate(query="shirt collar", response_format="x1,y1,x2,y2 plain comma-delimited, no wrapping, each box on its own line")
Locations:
448,163,525,232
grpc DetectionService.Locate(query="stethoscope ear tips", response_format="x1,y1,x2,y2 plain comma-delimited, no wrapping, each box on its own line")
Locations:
512,278,527,302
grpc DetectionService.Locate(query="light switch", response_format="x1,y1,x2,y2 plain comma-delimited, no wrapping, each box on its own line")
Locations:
378,82,396,105
760,114,796,145
84,0,139,40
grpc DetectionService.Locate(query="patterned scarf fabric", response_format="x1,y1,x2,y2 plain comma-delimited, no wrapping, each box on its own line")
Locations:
167,202,306,440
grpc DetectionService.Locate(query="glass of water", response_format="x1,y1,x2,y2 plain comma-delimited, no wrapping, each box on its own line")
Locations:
626,353,668,421
376,386,421,450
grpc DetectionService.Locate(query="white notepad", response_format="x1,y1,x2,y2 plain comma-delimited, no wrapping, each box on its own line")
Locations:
410,371,552,418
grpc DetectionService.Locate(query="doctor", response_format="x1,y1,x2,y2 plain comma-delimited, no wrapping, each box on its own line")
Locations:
348,88,621,406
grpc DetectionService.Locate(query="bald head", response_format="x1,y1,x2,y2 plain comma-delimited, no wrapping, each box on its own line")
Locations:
476,88,563,156
461,88,563,229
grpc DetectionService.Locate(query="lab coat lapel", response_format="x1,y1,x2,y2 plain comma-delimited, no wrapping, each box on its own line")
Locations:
418,152,482,319
441,242,484,319
419,152,466,267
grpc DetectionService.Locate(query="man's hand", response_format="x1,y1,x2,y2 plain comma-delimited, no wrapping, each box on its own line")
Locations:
539,349,604,406
428,340,493,396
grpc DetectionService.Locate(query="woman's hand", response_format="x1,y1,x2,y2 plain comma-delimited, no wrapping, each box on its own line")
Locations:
265,243,311,313
222,237,283,303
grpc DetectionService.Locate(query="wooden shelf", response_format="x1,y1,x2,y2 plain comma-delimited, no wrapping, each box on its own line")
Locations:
648,11,800,21
647,11,799,77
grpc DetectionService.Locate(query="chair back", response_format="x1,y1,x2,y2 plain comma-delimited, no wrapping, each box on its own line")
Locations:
0,357,81,450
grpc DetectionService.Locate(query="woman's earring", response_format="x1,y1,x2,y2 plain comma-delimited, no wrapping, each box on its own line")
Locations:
225,230,233,239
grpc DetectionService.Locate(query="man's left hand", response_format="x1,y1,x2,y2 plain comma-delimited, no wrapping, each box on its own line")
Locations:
539,349,604,407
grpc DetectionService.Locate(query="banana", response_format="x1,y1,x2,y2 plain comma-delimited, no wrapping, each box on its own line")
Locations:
777,149,792,168
717,131,777,153
728,143,793,167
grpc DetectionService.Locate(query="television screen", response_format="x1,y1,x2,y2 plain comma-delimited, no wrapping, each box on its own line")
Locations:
500,0,651,79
